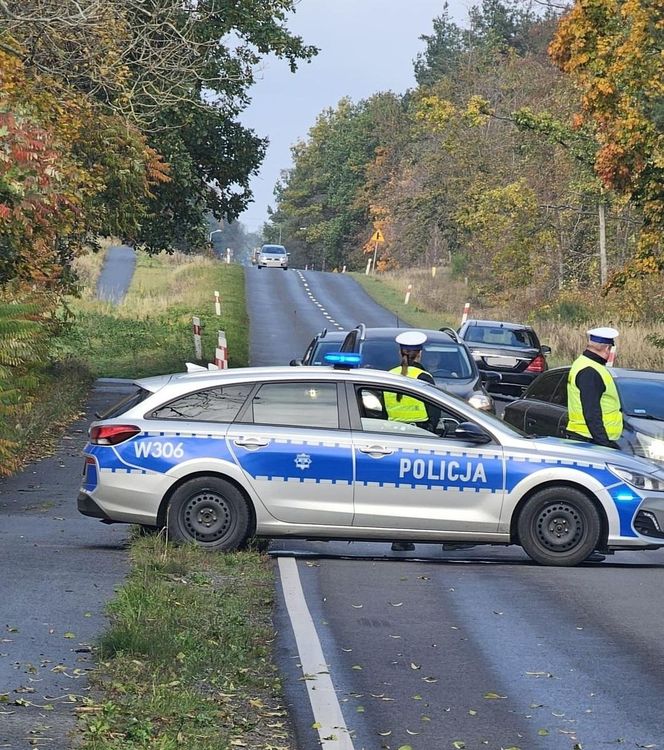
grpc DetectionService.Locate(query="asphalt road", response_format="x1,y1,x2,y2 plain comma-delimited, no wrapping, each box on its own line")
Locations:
245,266,664,750
95,245,136,303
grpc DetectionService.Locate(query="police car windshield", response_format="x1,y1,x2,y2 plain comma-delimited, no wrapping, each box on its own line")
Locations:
619,378,664,420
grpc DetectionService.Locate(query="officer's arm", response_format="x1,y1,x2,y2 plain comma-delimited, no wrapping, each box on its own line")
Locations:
417,372,439,430
575,368,614,447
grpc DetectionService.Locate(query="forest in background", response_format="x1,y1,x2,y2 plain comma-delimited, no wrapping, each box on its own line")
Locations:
266,0,663,323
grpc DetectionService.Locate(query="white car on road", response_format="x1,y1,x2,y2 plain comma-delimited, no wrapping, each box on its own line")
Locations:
257,244,288,269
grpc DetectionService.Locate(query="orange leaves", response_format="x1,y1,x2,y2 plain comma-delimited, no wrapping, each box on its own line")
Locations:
550,0,664,263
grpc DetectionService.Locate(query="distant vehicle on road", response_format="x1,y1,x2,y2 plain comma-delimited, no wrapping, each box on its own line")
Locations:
293,325,497,412
503,367,664,468
458,319,551,398
257,244,288,270
78,363,664,565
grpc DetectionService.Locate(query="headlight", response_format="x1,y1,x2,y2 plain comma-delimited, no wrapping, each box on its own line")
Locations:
636,433,664,463
608,464,664,492
468,392,493,412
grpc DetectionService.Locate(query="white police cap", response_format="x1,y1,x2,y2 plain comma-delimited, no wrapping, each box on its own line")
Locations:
587,327,619,345
395,330,427,349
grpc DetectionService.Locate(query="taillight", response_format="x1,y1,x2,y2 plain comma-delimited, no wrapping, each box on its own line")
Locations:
90,424,141,445
526,354,546,373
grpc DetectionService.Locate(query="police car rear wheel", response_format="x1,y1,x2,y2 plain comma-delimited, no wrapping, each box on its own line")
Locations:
167,477,251,551
518,487,600,566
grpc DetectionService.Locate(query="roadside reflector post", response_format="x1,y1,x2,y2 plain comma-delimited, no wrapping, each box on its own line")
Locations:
215,330,228,369
365,258,372,275
432,266,437,278
214,290,221,316
461,302,471,325
607,345,616,368
404,284,412,305
342,265,347,273
192,316,203,360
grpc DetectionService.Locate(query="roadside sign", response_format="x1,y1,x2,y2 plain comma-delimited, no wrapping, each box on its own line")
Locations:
371,229,385,243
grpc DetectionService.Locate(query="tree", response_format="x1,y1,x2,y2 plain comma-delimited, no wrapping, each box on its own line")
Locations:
550,0,664,283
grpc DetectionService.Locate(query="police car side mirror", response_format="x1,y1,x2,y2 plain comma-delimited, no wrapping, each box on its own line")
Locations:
453,422,492,444
290,359,303,367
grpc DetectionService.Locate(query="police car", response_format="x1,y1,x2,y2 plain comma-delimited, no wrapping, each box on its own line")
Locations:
78,359,664,566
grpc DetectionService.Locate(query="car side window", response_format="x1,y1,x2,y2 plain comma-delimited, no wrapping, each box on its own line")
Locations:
248,382,339,429
355,386,462,439
526,372,566,403
550,374,570,406
148,384,253,422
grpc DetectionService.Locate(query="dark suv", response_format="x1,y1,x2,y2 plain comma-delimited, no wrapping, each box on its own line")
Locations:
292,325,496,412
457,319,551,398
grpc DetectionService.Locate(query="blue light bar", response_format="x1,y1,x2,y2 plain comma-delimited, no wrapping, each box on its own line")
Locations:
324,352,362,367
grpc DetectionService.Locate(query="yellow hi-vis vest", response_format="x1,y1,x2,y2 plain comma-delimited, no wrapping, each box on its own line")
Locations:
384,366,429,423
566,354,623,440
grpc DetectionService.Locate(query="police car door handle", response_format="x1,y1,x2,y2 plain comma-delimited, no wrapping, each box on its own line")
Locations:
358,445,393,457
234,437,270,449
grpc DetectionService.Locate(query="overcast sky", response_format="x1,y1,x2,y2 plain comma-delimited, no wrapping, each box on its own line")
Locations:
238,0,468,233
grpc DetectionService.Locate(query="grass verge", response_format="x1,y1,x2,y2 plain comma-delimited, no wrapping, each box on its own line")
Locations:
57,252,248,377
78,537,291,750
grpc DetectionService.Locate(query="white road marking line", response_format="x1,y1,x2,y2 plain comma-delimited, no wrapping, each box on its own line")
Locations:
278,557,355,749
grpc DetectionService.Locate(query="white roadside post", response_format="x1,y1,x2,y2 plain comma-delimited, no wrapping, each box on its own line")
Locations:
192,316,203,360
432,266,437,278
214,290,221,317
225,248,232,264
214,330,228,369
461,302,471,325
365,258,372,275
404,284,412,305
342,265,347,273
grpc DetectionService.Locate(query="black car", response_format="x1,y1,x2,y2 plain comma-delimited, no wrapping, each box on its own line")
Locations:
458,319,551,398
503,367,664,464
292,325,496,412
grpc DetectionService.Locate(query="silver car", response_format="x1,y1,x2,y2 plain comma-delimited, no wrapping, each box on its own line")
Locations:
79,365,664,566
257,244,288,269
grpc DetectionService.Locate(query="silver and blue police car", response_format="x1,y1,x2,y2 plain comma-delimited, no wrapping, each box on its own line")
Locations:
78,356,664,566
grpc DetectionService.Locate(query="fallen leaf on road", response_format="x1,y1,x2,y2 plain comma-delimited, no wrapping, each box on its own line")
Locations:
342,648,352,652
538,729,550,736
484,692,507,699
469,710,477,716
63,632,75,639
410,663,421,670
351,665,363,671
389,602,404,607
377,730,392,736
453,741,466,749
422,676,438,683
351,604,363,609
406,729,420,735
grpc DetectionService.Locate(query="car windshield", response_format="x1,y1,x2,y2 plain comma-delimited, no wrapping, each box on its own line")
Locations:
357,339,473,379
311,340,345,365
618,378,664,420
465,326,537,348
262,245,285,255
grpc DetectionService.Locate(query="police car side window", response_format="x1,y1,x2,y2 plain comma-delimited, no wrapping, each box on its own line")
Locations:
249,382,339,429
148,384,252,422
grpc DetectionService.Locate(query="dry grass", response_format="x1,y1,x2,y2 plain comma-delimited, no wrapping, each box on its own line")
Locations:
355,267,664,371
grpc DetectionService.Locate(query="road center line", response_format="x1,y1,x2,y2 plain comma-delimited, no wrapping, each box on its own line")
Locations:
278,557,355,750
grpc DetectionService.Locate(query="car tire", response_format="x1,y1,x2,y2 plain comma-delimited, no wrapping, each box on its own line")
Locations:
258,265,263,269
517,486,601,566
166,477,251,551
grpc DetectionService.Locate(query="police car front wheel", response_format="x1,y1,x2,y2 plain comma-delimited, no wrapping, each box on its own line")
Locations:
517,486,601,567
166,477,251,551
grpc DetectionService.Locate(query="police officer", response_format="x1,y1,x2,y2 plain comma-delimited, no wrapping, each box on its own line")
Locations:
567,327,622,449
386,331,435,553
384,331,435,425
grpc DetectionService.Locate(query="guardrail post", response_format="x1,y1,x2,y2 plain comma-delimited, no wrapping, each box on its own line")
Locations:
192,316,203,359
